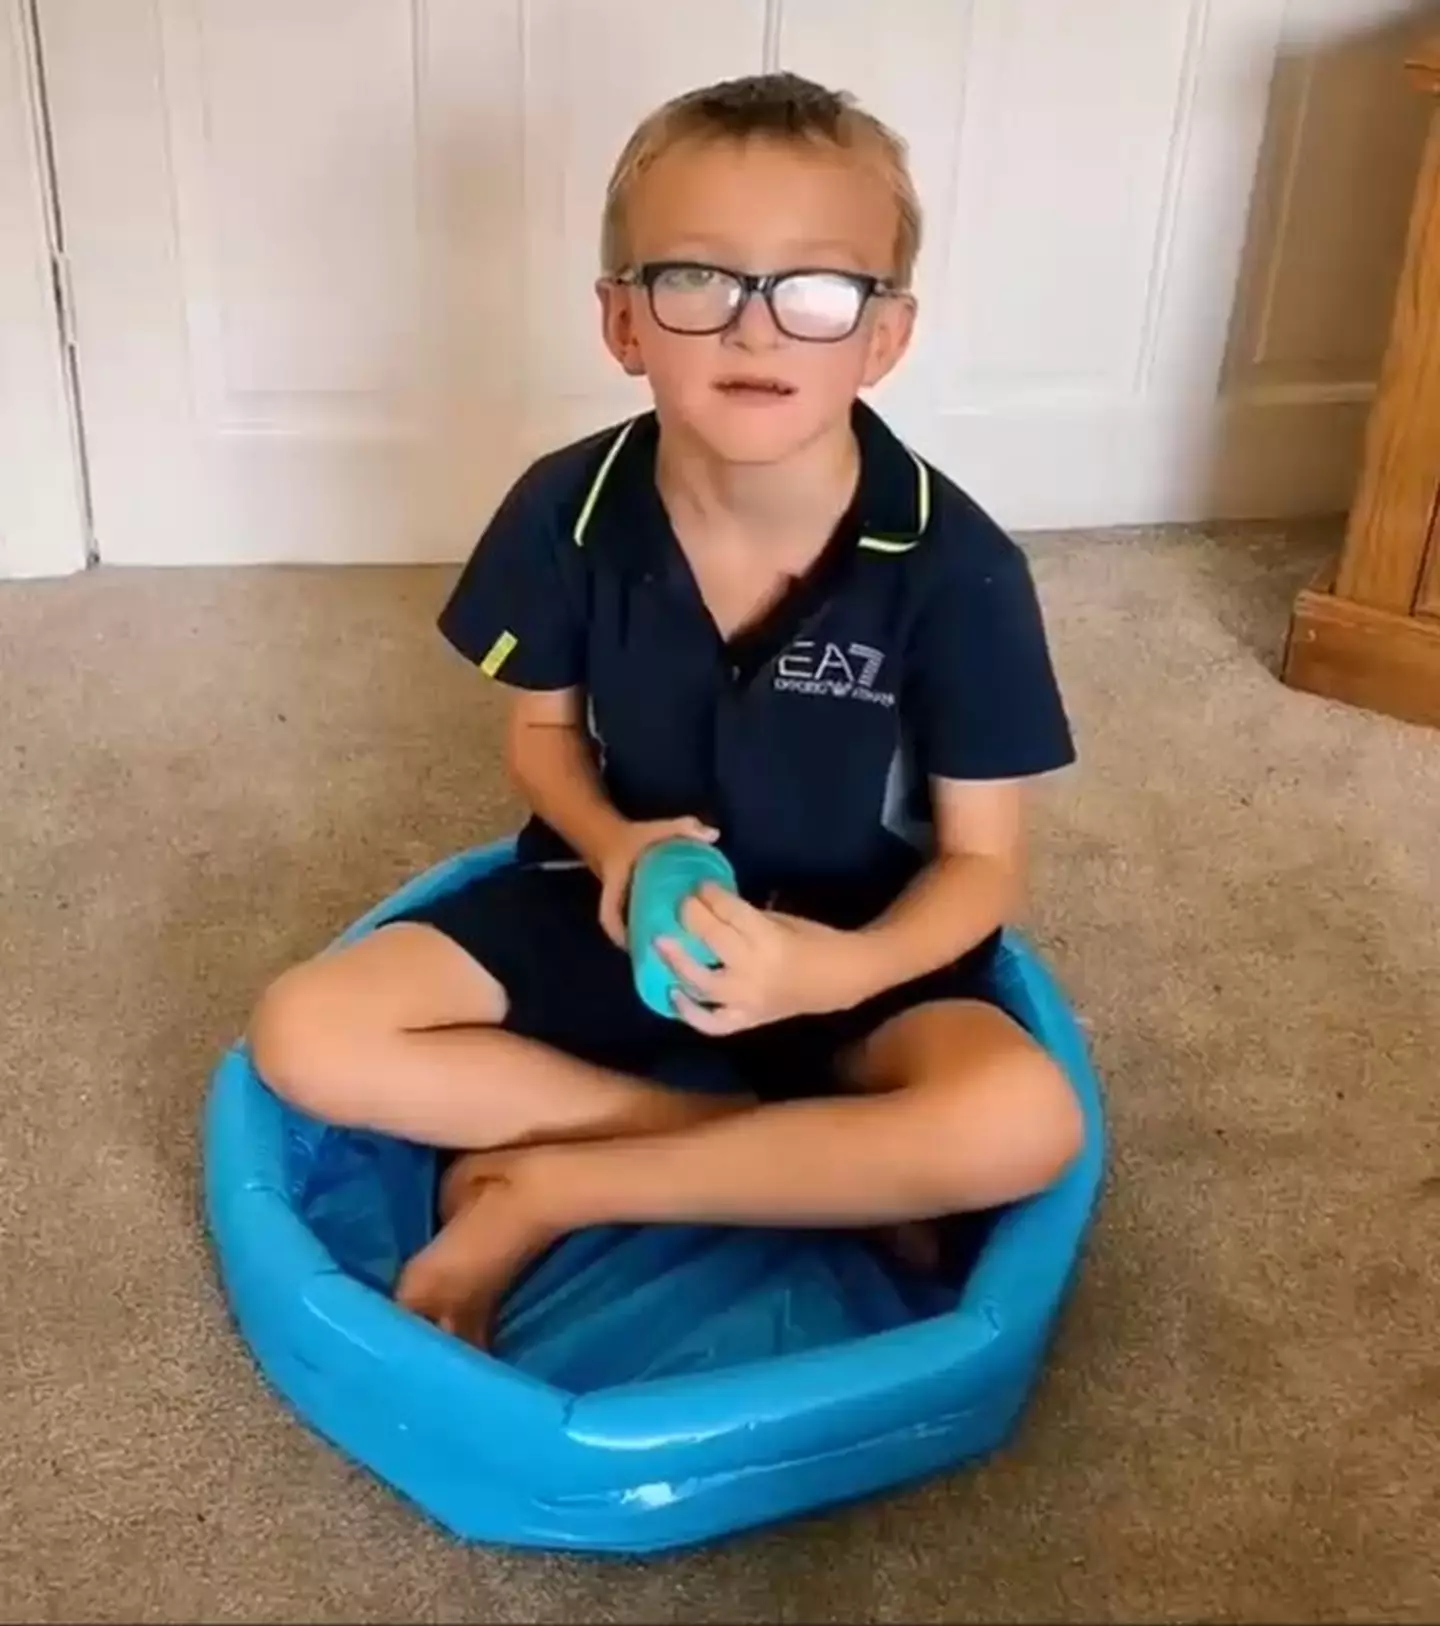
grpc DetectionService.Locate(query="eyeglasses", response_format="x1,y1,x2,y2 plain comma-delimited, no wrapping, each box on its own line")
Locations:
614,261,897,343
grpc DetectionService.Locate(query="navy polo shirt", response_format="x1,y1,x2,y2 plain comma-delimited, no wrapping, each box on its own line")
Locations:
438,402,1075,928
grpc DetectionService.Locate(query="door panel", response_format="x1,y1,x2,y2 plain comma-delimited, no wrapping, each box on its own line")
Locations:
778,0,1296,527
38,0,530,565
162,0,425,415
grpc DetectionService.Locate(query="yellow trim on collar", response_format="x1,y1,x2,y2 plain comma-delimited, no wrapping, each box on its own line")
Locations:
572,417,931,552
858,447,930,552
573,420,637,547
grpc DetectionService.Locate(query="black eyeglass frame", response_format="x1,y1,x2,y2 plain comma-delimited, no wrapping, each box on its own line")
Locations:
611,260,900,342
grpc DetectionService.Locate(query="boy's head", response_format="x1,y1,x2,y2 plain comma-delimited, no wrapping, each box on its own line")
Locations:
595,73,921,467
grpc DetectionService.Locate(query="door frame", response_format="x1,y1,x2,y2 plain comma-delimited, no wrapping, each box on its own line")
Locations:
0,0,88,578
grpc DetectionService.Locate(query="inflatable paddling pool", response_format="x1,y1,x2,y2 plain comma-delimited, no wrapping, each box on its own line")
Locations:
203,839,1107,1555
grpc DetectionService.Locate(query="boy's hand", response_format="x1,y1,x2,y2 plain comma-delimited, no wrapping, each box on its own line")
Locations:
593,816,720,949
656,885,866,1034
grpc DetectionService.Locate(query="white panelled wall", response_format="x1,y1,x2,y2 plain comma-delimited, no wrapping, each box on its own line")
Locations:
8,0,1439,569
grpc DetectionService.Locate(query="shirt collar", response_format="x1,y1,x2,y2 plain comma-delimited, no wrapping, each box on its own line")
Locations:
571,400,931,573
850,398,930,552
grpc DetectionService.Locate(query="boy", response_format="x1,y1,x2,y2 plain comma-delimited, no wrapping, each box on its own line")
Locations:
249,72,1084,1347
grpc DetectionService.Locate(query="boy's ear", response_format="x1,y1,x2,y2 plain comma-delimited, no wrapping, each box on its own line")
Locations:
860,291,917,389
596,279,647,377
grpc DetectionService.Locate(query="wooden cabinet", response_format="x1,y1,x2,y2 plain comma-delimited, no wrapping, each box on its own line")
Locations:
1282,39,1440,729
1420,496,1440,619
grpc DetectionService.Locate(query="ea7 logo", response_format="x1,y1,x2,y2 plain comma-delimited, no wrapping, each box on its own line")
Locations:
774,640,894,705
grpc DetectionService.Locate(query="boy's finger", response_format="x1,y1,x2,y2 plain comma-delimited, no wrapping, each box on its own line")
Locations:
672,991,746,1036
679,893,748,958
676,817,720,842
598,882,626,947
694,883,759,933
656,936,725,1000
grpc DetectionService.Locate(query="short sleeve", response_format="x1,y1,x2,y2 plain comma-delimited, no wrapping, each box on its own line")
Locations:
436,464,585,690
905,525,1075,781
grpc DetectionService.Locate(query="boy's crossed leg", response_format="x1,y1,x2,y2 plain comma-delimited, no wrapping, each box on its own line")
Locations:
247,921,751,1152
395,999,1083,1346
249,919,1084,1350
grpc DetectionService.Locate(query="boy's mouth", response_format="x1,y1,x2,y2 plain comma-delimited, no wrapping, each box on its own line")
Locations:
713,376,797,400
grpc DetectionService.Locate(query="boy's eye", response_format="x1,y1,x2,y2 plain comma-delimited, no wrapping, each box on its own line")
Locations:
657,264,727,293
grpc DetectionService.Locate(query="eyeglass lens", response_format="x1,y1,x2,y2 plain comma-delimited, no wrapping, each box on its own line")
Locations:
648,265,867,340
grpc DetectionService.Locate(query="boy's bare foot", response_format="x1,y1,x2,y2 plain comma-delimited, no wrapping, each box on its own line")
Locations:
396,1154,557,1348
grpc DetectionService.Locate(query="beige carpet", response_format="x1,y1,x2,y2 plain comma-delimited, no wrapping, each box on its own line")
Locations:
2,521,1437,1625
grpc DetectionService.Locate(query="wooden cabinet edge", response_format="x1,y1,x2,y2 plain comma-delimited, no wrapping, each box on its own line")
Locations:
1281,36,1440,729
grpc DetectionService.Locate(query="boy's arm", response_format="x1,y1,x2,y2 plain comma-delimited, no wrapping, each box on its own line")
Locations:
504,687,628,872
828,525,1069,1004
660,777,1027,1031
506,686,719,945
435,460,713,936
838,775,1026,1005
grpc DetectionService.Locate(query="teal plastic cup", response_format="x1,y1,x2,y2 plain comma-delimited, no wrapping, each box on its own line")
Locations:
628,837,739,1018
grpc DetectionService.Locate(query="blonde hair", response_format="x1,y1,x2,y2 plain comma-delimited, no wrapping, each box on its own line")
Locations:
601,72,922,289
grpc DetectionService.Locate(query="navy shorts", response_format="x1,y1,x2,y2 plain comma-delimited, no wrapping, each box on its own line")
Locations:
391,862,1003,1100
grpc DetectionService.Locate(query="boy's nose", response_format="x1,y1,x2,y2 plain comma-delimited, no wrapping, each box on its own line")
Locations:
723,289,784,350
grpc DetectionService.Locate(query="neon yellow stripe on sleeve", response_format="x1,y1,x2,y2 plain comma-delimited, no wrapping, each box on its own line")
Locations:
479,629,518,677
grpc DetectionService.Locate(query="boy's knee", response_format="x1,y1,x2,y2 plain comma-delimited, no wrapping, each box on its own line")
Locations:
247,960,356,1121
1037,1054,1085,1172
1004,1048,1085,1190
927,1034,1084,1199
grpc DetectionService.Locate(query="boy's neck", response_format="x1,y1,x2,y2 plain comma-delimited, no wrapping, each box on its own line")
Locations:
655,412,860,562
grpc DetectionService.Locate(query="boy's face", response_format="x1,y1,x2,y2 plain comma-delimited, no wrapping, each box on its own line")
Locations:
597,136,915,466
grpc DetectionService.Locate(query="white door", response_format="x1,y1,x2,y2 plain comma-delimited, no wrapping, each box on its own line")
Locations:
0,0,86,578
35,0,765,567
33,0,1430,563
